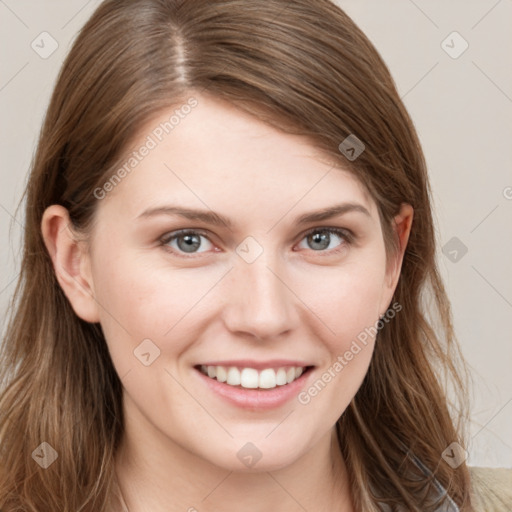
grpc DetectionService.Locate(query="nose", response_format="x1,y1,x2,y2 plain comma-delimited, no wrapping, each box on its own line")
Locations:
221,251,299,341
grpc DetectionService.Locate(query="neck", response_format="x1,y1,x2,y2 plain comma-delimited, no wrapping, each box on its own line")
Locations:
115,401,354,512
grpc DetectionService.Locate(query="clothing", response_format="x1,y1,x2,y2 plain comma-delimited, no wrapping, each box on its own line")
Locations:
469,466,512,511
411,464,512,511
374,453,459,511
427,465,512,511
378,456,512,511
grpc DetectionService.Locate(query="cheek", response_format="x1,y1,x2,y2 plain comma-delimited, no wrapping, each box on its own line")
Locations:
296,255,386,351
91,249,224,365
293,263,385,425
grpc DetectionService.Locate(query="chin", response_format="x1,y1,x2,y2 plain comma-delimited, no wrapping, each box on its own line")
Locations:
198,435,308,473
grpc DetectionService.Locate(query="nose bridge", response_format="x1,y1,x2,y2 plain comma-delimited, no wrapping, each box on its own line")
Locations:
246,255,286,307
223,244,297,339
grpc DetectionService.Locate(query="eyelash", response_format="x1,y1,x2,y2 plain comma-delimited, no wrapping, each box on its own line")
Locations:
159,227,354,259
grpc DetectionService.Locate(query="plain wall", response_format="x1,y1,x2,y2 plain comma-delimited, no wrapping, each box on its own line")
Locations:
1,0,511,468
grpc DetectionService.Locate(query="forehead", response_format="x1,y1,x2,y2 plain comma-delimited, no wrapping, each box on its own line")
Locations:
95,94,376,223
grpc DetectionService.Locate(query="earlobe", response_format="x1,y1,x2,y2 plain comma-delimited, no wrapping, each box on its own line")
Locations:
41,205,100,323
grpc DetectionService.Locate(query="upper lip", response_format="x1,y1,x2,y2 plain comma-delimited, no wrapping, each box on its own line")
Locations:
196,360,313,370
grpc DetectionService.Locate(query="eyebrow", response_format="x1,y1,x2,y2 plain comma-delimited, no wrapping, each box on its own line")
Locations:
136,202,371,228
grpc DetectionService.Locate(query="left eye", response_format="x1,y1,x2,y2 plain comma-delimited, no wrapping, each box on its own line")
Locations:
161,230,214,255
296,227,351,253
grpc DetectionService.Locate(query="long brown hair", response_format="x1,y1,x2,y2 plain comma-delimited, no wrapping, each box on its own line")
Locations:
0,0,473,510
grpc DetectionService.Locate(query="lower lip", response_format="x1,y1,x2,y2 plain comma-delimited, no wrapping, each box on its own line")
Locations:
194,367,313,410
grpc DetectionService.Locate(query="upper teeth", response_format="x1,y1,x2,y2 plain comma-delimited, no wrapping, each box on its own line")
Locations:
200,365,305,389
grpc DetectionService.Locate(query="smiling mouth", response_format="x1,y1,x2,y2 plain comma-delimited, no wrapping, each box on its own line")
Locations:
195,365,313,390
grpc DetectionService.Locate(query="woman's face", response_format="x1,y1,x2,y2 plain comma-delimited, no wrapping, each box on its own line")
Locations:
62,93,410,471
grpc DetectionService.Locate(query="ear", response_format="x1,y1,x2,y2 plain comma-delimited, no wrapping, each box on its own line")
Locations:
378,203,414,317
41,205,100,323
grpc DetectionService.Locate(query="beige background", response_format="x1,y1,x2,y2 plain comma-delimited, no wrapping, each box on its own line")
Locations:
1,0,511,468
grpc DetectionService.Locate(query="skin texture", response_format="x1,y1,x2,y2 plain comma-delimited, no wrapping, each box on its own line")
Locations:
42,93,413,512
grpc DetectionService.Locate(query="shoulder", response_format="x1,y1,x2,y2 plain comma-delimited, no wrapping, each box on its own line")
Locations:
469,466,512,511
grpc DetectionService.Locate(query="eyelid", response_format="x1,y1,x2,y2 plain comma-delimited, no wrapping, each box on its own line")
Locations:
160,228,211,243
300,225,354,241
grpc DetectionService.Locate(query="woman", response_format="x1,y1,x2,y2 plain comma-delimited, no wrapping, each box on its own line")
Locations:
1,0,506,510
